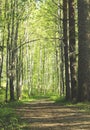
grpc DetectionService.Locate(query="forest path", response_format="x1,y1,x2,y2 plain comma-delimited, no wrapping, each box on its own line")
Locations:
16,99,90,130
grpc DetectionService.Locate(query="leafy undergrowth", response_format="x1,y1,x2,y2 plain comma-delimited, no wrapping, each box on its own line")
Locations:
47,96,90,116
0,101,24,130
73,102,90,113
0,98,38,130
53,96,90,113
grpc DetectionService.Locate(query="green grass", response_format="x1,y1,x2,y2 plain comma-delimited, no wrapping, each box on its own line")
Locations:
50,95,72,105
0,87,5,103
0,108,19,129
0,101,24,130
73,102,90,113
51,96,90,113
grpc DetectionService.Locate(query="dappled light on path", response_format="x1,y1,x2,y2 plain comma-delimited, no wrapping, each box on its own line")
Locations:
16,100,90,130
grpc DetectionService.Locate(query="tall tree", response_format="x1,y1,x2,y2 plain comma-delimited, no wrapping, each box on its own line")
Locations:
9,0,16,101
63,0,70,100
68,0,77,101
0,0,5,88
78,0,90,101
5,0,19,101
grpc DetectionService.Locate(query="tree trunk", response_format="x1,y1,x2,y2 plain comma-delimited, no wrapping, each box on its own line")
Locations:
10,76,14,101
63,0,71,100
78,0,90,101
68,0,77,101
5,0,10,102
9,0,15,101
5,23,10,102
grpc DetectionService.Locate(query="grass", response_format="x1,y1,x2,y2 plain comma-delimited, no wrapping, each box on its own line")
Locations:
0,95,40,129
73,102,90,113
51,96,90,113
0,100,25,130
50,95,72,105
0,87,6,103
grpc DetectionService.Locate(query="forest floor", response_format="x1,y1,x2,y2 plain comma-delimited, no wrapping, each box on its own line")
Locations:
15,99,90,130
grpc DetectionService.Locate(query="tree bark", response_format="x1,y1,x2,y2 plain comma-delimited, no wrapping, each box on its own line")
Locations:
63,0,71,100
68,0,77,101
78,0,90,101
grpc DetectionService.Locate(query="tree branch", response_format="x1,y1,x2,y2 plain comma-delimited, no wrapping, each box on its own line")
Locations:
14,39,40,51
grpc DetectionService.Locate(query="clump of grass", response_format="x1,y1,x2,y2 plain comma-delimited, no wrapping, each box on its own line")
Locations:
0,107,20,129
74,102,90,112
0,101,23,130
0,87,5,102
50,96,71,105
52,96,90,113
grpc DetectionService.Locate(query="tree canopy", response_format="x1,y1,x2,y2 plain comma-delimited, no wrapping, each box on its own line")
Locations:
0,0,90,102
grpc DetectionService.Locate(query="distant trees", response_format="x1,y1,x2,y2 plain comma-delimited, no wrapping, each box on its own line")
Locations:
4,0,30,101
0,0,90,102
0,0,5,88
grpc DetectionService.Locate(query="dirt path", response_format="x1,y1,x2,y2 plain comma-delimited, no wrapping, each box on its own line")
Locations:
16,99,90,130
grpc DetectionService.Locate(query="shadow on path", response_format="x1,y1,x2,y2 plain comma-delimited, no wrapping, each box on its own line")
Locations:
16,99,90,130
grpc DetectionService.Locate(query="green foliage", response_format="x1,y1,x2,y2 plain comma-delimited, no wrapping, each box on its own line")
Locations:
21,0,28,2
52,96,71,105
0,101,25,129
0,108,19,129
0,0,63,101
0,87,5,102
0,0,80,102
74,102,90,113
53,97,90,113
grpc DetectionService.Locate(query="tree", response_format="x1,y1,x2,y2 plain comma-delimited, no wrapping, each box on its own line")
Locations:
68,0,77,101
0,0,81,101
5,0,20,101
78,0,90,101
63,0,70,100
0,0,5,88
